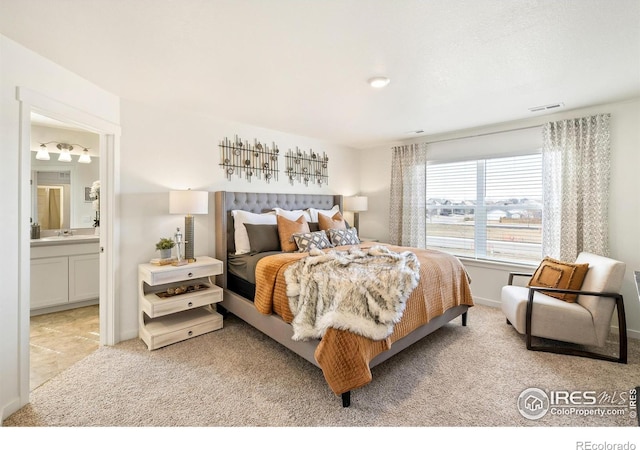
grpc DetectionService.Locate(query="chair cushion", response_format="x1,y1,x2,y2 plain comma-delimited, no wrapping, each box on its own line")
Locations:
527,256,589,302
501,285,598,346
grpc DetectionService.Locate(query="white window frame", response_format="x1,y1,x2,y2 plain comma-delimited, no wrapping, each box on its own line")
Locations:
426,152,543,265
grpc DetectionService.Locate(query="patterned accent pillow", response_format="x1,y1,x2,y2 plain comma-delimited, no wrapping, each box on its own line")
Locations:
328,227,360,246
293,231,334,253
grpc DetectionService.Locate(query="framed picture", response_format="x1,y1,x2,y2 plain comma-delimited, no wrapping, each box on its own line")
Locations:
84,187,92,202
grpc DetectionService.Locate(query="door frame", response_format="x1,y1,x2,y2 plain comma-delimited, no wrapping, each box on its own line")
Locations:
17,87,120,406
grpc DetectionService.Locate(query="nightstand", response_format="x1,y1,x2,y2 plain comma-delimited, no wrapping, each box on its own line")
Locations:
138,256,223,350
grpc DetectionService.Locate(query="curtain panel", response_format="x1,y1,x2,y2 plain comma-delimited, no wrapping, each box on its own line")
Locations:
389,143,427,247
542,113,611,261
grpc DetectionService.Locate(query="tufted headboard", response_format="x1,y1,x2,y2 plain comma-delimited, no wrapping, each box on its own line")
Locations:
214,191,343,289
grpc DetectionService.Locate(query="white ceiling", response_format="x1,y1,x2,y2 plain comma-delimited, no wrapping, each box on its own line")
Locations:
2,0,639,149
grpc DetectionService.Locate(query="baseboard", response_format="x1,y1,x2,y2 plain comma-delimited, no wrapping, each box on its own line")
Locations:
1,395,22,424
473,296,640,340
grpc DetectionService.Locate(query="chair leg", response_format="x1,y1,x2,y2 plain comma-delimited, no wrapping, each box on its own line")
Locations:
525,290,627,364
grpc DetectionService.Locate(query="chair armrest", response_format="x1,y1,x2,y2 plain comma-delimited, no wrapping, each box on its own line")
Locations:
527,286,623,300
508,272,533,285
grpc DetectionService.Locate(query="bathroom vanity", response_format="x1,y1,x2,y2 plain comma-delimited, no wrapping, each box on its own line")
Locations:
30,233,99,314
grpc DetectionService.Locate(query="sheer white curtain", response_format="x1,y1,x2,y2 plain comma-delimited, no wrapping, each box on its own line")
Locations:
542,113,611,261
389,143,427,247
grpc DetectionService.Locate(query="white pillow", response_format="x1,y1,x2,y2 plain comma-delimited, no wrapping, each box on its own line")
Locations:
231,210,277,255
309,205,340,222
273,207,312,222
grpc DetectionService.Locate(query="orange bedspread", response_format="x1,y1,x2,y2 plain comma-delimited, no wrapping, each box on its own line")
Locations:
254,243,474,394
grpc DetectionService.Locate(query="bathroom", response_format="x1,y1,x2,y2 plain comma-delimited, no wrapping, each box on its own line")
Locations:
29,114,101,390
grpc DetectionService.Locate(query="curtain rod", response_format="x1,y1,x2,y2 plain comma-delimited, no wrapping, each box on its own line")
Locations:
423,124,543,145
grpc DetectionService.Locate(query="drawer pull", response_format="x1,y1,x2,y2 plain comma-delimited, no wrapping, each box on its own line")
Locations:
188,330,193,336
188,302,193,308
188,272,193,278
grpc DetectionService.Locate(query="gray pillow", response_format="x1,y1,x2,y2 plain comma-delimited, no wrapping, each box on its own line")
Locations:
328,227,360,246
293,231,334,252
245,223,281,253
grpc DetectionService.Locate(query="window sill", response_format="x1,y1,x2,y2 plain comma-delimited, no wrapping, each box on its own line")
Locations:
458,256,537,272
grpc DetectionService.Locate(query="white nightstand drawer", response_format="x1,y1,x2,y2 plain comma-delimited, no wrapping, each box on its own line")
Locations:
141,285,222,318
142,307,223,350
148,263,220,285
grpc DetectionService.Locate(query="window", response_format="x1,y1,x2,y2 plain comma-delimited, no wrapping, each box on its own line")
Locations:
426,153,542,265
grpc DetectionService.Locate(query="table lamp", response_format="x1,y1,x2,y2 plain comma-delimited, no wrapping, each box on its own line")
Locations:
343,195,368,231
169,189,209,262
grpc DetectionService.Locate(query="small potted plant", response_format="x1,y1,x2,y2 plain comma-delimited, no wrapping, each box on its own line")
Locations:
155,237,175,259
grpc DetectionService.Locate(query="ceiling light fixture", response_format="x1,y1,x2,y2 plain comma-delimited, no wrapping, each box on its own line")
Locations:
368,76,390,88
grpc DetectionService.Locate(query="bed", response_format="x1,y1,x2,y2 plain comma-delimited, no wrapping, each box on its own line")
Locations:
214,191,473,407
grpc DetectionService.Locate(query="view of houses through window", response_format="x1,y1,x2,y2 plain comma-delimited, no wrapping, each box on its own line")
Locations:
426,153,543,265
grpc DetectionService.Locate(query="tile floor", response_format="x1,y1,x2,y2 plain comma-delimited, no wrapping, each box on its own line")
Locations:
30,305,100,391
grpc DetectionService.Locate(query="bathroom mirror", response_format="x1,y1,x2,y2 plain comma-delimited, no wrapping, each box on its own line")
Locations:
30,119,100,231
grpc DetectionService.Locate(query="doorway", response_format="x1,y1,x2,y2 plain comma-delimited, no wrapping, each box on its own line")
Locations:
29,115,102,390
17,86,120,410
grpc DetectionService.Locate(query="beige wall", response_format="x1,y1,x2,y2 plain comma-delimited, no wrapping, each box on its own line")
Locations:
359,98,640,337
116,98,361,339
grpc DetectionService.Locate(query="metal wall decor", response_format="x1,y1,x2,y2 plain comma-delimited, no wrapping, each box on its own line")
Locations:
219,135,279,183
285,147,329,186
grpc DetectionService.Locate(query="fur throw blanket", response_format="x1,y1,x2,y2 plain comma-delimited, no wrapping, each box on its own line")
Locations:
284,245,420,341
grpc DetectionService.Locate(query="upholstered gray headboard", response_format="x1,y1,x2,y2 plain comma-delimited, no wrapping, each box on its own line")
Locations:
214,191,343,289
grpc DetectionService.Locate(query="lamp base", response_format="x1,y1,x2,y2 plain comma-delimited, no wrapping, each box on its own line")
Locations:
185,215,195,261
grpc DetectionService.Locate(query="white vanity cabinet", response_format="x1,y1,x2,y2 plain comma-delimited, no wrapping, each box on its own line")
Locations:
30,239,100,313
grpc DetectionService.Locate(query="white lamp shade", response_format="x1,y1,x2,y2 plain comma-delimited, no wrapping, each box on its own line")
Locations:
35,146,50,160
344,196,368,212
58,150,72,162
169,190,209,215
78,149,92,163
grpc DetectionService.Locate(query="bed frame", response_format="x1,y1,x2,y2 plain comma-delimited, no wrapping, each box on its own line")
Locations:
214,191,469,407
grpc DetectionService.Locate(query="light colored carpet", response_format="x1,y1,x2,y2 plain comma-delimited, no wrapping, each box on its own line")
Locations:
4,304,639,427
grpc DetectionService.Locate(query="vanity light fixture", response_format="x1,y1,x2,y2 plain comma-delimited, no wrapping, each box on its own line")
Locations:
368,76,390,88
35,144,50,161
37,141,92,163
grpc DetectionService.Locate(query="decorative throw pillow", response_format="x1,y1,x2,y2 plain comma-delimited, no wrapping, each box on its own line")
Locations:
277,214,310,252
328,228,360,246
528,256,590,302
244,223,281,253
308,205,340,222
293,231,334,253
318,211,347,231
231,210,277,255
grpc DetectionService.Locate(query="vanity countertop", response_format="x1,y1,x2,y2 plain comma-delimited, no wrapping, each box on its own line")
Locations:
31,234,99,247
